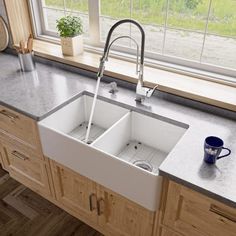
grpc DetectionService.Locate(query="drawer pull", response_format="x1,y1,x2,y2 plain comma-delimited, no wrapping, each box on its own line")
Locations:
210,204,236,223
97,198,105,216
11,151,29,161
0,110,19,120
89,193,97,211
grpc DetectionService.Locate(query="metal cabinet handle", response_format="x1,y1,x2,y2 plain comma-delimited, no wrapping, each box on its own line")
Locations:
210,204,236,223
97,198,105,216
11,151,29,161
0,110,18,120
89,193,97,211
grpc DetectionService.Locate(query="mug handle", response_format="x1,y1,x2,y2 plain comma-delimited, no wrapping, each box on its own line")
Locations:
217,147,231,159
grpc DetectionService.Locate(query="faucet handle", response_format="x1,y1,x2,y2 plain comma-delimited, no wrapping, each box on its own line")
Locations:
104,82,118,94
146,84,159,98
135,82,158,102
109,82,118,94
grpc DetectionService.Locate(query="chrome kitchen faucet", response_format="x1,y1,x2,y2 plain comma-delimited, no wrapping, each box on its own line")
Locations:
97,19,158,103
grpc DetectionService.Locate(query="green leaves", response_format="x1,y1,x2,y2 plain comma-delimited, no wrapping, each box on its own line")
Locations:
56,15,83,37
184,0,202,10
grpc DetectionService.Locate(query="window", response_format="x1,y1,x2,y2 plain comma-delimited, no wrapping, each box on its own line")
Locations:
30,0,236,79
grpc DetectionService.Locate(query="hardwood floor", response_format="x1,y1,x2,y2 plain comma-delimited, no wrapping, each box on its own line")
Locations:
0,166,103,236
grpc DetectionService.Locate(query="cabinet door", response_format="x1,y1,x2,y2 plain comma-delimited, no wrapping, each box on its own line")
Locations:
97,185,155,236
2,143,51,197
51,161,98,224
163,181,236,236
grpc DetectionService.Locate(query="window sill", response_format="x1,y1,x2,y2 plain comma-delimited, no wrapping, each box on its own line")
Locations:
32,39,236,112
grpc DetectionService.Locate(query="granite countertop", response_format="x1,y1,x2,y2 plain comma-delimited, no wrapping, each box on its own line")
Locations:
0,53,96,120
0,52,236,208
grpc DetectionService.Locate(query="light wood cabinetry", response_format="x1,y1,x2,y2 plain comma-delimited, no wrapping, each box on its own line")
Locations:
160,180,236,236
51,161,98,224
1,142,51,197
97,185,155,236
51,161,155,236
0,105,52,197
0,105,41,150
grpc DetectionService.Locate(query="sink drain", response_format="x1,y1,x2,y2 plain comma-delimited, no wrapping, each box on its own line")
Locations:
133,160,153,172
82,138,93,144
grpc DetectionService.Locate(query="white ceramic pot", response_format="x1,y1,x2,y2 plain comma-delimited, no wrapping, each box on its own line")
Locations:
60,35,83,56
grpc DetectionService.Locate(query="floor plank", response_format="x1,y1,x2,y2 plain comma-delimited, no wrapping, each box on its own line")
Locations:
0,166,103,236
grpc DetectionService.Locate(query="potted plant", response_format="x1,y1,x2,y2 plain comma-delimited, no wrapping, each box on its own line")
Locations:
56,15,83,56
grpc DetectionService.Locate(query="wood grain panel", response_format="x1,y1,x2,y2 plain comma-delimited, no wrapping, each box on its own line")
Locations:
0,105,41,150
97,184,155,236
163,181,236,236
1,143,52,197
4,0,32,44
50,161,98,225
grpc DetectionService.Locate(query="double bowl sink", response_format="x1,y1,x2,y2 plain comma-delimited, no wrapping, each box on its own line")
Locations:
38,94,188,211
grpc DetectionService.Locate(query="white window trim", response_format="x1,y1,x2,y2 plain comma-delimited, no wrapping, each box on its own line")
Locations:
28,0,236,84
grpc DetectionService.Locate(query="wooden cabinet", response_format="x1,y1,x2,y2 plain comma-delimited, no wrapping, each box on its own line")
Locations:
51,161,155,236
97,185,155,236
162,181,236,236
0,105,52,198
1,142,52,197
51,161,98,224
0,105,40,149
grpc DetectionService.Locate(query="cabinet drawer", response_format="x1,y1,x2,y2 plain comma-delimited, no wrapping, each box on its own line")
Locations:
0,105,39,148
163,181,236,236
3,144,51,197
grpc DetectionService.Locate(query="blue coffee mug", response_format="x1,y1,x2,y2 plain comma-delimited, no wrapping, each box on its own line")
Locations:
204,136,231,164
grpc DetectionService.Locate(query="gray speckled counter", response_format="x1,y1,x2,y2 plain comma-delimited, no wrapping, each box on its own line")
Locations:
0,52,236,208
0,53,96,120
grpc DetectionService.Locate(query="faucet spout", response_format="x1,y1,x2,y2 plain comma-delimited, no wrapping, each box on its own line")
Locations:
97,18,157,103
98,19,145,84
97,57,106,78
102,19,145,83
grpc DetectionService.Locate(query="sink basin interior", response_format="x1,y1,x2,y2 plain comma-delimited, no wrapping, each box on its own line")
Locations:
39,95,129,144
92,111,187,173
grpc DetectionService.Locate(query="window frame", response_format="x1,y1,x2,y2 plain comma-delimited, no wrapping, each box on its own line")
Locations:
29,0,236,83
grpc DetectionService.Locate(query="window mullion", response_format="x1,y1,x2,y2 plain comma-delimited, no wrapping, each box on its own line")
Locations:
162,0,169,55
129,0,133,48
38,0,48,35
88,0,100,46
63,0,66,15
200,0,213,63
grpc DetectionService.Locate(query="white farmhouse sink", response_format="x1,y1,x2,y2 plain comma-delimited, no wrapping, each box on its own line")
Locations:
38,95,188,211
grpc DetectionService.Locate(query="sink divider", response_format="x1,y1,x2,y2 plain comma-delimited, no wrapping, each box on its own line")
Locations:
91,111,131,155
